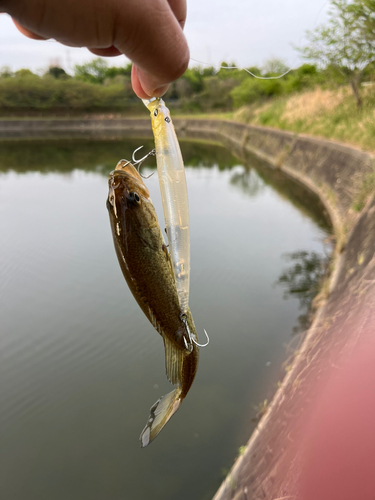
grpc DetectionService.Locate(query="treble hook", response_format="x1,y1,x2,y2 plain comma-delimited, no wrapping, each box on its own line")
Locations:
181,315,210,351
132,146,156,179
117,159,131,170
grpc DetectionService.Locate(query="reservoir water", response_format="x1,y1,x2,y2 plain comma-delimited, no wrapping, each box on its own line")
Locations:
0,139,331,500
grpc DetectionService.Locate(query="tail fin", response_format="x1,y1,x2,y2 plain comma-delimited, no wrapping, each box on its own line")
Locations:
140,388,182,447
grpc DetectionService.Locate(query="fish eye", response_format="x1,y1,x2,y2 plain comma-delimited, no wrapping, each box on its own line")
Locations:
154,109,158,117
129,191,140,203
164,116,171,123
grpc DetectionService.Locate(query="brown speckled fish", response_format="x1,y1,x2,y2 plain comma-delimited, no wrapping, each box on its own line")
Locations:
107,160,199,447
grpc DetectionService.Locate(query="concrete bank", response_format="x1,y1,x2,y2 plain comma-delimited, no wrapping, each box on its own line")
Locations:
1,118,375,498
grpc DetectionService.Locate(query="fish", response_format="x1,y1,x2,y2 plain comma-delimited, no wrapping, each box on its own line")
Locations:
143,97,191,315
107,159,199,447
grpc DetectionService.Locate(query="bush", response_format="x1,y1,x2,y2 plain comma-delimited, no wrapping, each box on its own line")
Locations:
230,64,323,107
230,78,283,107
0,72,134,110
199,76,239,110
0,73,59,108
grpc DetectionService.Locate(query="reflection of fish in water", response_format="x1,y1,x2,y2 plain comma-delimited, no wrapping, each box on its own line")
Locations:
107,160,199,447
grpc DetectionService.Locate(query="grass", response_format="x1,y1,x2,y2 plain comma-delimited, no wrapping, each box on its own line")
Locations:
232,85,375,154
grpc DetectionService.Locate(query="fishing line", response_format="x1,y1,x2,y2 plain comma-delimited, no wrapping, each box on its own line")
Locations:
189,57,292,80
189,0,330,81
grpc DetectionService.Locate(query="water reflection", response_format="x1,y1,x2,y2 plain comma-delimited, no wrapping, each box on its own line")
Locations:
239,148,332,233
0,139,236,175
230,167,265,198
276,250,331,334
0,139,331,500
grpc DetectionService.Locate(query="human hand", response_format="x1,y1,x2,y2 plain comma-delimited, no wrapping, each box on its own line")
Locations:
0,0,189,98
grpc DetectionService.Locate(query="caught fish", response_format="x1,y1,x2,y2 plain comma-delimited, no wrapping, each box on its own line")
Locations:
107,159,199,447
143,97,190,314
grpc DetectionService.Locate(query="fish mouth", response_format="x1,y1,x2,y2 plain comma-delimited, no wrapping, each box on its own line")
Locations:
108,160,150,200
108,173,142,198
107,176,135,209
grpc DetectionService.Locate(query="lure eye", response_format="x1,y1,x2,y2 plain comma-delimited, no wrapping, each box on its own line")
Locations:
128,191,140,203
164,116,171,123
154,109,158,117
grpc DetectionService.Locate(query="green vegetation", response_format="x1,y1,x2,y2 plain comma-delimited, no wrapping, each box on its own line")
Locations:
0,139,236,174
0,61,140,114
2,56,373,115
234,84,375,152
298,0,375,107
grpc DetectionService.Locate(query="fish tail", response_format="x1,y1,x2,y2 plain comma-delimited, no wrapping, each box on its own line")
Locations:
140,388,182,447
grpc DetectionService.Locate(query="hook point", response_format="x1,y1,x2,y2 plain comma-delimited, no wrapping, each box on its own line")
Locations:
131,146,156,179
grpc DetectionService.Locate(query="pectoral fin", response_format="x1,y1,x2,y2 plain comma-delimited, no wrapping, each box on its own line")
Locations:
162,243,174,278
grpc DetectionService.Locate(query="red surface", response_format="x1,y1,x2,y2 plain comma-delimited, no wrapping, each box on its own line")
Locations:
300,338,375,499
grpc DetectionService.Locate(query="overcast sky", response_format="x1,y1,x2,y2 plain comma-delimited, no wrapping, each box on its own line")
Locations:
0,0,330,73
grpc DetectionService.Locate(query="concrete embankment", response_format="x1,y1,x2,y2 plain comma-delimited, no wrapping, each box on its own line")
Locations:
1,117,375,498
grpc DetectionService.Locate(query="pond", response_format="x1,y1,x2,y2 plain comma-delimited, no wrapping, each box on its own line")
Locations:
0,139,331,500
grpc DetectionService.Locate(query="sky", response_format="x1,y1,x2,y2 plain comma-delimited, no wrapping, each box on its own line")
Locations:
0,0,330,74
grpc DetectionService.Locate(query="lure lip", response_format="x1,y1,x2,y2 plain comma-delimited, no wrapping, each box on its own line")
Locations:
142,97,158,108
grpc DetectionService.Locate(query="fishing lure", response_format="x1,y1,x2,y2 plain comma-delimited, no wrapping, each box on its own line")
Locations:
142,98,191,316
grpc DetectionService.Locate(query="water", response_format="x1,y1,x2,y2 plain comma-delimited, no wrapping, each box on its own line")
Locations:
0,139,331,500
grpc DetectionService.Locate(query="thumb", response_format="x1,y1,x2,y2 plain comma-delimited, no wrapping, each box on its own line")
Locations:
131,65,169,99
113,0,189,98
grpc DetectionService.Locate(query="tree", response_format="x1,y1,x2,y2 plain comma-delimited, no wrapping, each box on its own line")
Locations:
74,59,135,85
349,0,375,42
262,58,289,77
0,66,13,78
74,58,109,84
276,251,329,334
15,69,37,78
298,0,375,107
105,63,132,79
47,67,69,79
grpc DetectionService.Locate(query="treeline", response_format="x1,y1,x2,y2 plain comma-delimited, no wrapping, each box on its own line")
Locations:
170,60,375,110
1,57,374,115
0,61,141,114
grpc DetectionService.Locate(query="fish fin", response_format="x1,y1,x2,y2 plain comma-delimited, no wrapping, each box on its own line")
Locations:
163,334,184,386
162,243,174,278
140,389,182,447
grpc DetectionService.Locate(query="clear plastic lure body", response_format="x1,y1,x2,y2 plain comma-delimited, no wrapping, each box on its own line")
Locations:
143,97,190,314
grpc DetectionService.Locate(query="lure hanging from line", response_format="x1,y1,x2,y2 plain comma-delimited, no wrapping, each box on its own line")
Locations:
142,97,191,315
